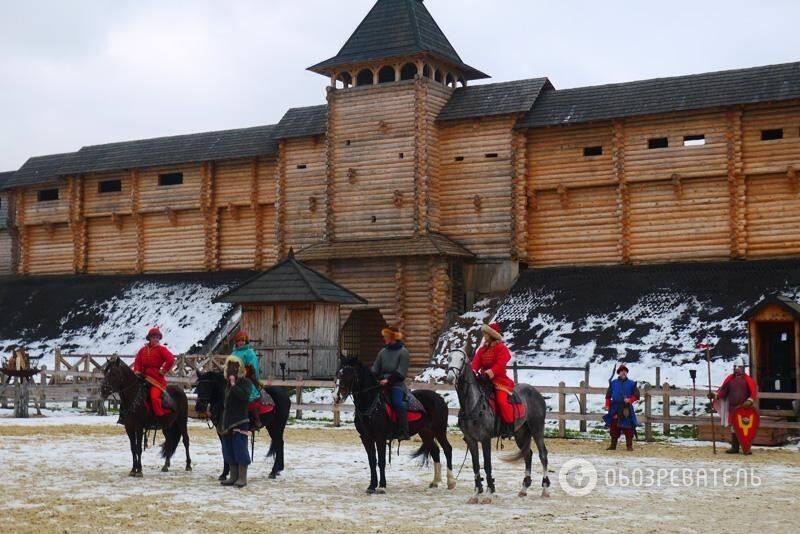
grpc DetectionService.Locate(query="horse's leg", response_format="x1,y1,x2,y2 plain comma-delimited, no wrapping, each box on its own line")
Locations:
127,428,138,477
266,418,285,479
515,428,533,497
376,438,387,494
465,436,482,504
217,433,230,481
533,425,551,497
361,436,378,494
436,429,456,490
481,438,494,504
161,428,171,472
182,423,192,471
135,428,144,477
418,428,441,488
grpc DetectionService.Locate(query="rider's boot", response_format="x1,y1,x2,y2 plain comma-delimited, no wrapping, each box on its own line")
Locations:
396,411,410,441
607,435,618,450
235,464,248,488
221,464,239,486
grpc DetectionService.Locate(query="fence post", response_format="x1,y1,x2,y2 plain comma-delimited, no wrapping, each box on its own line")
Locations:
295,383,303,420
584,362,590,389
39,365,47,410
644,384,653,442
54,349,62,385
558,381,566,438
579,380,587,433
662,382,671,436
513,362,519,384
655,367,661,388
333,402,341,427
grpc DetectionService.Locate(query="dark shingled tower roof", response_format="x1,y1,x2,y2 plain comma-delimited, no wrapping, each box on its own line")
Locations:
308,0,488,81
215,250,367,304
518,61,800,128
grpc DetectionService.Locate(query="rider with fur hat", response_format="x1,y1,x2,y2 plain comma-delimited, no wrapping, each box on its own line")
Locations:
603,363,640,451
710,357,758,454
471,322,516,438
219,355,253,488
372,326,411,440
132,327,175,423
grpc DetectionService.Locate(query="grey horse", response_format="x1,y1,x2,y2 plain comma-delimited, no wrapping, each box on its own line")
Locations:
446,348,550,502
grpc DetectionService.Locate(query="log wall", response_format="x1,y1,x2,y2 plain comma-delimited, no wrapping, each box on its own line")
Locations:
0,191,11,274
439,115,515,258
86,216,138,273
281,137,327,251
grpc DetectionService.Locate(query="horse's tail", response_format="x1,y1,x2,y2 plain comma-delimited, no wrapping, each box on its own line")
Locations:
503,438,531,463
410,442,432,466
161,388,187,460
263,386,291,458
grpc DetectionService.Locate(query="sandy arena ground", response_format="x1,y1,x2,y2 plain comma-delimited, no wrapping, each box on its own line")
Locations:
1,419,798,533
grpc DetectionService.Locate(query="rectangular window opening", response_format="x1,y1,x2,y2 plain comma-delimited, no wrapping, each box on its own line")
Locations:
345,140,351,146
454,156,464,162
98,179,122,193
296,164,308,170
38,188,59,202
648,137,669,149
485,153,498,159
158,172,183,186
683,134,706,147
761,128,783,141
583,146,603,157
398,153,404,159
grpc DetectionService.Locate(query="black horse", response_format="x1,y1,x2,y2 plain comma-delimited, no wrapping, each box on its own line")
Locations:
100,357,191,476
446,348,550,503
194,370,291,479
335,356,456,494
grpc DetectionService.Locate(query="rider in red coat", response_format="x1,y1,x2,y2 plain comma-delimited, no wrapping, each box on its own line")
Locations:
471,322,516,430
132,327,175,418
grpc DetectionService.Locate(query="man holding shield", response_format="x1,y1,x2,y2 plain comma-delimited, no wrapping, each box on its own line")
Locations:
710,357,759,454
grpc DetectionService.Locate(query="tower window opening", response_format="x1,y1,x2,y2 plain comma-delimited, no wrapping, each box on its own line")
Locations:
648,137,669,149
583,146,603,157
378,66,395,84
356,69,374,86
761,128,783,141
400,63,417,81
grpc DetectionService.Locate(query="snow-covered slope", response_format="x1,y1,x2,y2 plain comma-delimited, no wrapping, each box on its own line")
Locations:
0,272,253,367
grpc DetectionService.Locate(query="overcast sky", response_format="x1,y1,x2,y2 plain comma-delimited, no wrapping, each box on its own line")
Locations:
1,0,798,171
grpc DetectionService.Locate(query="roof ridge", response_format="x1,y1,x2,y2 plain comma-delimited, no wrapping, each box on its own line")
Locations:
408,0,424,52
78,123,278,151
290,257,324,301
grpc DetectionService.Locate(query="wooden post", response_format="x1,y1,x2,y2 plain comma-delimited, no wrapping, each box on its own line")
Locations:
558,381,566,438
54,349,62,385
579,380,587,433
295,384,303,420
14,378,29,418
512,361,519,383
584,362,590,388
655,367,661,388
39,365,47,410
644,384,653,442
662,382,671,436
333,402,341,428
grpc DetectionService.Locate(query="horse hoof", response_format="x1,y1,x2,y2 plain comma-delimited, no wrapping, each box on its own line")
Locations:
447,481,457,490
128,471,137,477
218,474,228,481
541,489,551,498
480,496,493,505
268,472,277,480
518,490,527,498
134,471,143,478
366,487,376,495
185,466,192,472
467,496,479,505
429,482,438,489
161,467,169,473
376,488,386,495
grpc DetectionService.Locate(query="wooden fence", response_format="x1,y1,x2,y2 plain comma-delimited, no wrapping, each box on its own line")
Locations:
3,353,798,440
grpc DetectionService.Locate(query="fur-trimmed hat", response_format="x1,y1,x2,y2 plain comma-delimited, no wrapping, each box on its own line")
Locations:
234,330,249,344
381,326,404,341
146,327,163,340
480,322,503,341
617,363,629,374
733,357,746,368
225,355,246,378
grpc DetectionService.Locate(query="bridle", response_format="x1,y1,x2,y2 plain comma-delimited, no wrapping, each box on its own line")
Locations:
335,364,383,417
447,349,468,386
194,374,220,428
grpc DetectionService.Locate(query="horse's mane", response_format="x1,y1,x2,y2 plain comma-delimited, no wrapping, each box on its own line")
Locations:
197,369,224,380
341,356,363,368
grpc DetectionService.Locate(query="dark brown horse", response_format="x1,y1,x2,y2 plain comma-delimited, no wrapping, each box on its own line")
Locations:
100,357,191,476
335,356,456,494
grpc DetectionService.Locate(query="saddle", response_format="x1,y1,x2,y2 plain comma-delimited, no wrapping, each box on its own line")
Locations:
383,391,425,423
247,390,275,429
478,380,527,437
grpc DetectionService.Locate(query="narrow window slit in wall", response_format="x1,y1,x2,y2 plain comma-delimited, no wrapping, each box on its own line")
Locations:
683,134,705,146
158,172,183,186
648,137,669,149
345,140,351,146
485,153,498,158
98,179,122,193
583,146,603,157
296,164,308,170
761,129,783,141
38,189,59,202
398,153,404,159
454,156,464,162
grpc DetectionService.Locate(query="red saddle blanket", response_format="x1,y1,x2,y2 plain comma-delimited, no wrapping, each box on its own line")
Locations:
488,393,527,422
384,403,424,423
247,400,275,416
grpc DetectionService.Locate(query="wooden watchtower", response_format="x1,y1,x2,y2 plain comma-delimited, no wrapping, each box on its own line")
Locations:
740,294,800,414
215,251,367,379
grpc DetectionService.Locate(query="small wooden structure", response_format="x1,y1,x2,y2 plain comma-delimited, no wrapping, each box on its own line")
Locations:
1,348,41,417
216,250,367,379
741,294,800,415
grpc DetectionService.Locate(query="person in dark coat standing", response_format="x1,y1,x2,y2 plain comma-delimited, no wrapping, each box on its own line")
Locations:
372,326,410,440
219,355,252,488
603,364,640,451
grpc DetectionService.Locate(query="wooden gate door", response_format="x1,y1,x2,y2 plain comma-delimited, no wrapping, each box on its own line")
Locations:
275,305,312,378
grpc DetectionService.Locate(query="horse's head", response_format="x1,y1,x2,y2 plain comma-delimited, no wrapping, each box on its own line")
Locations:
446,348,468,385
335,356,362,403
100,356,126,398
194,369,223,417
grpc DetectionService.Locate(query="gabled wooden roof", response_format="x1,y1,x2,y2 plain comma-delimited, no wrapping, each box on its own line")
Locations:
295,232,473,261
3,152,79,189
0,170,16,190
273,105,328,140
215,251,367,305
739,294,800,321
438,78,553,122
308,0,488,81
518,61,800,128
58,124,279,176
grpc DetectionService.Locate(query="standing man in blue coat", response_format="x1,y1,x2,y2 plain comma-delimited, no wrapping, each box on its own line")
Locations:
603,364,640,451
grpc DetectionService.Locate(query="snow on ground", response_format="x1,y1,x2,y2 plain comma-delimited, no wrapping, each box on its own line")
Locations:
0,422,798,533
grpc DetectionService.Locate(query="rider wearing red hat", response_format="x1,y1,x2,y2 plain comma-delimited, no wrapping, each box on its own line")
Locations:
471,322,516,436
132,327,175,420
